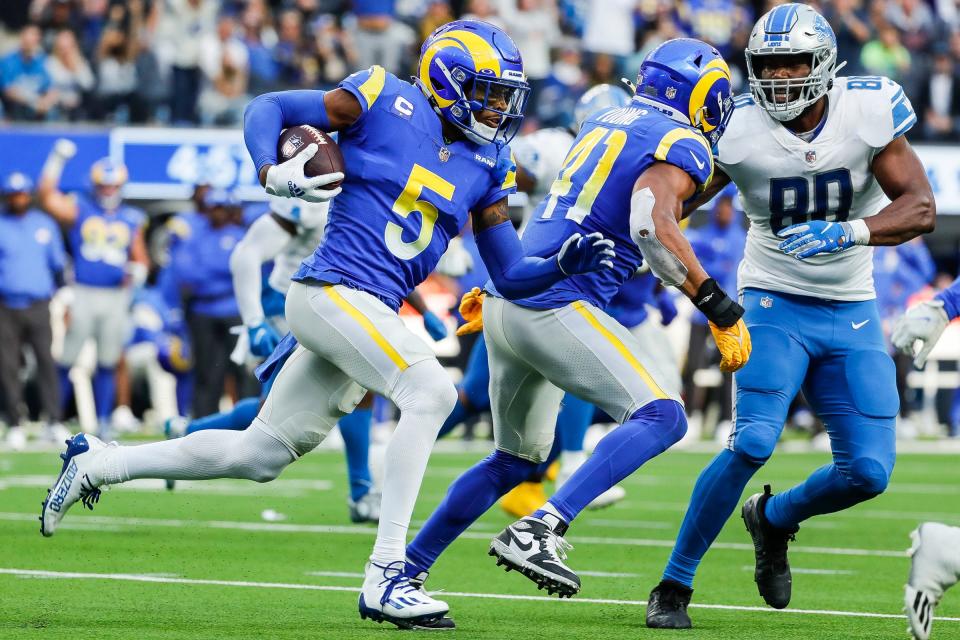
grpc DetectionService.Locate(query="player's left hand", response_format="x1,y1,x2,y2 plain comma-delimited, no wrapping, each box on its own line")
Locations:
557,232,616,275
657,292,678,326
777,220,856,260
248,321,282,357
709,319,752,373
456,287,485,336
422,310,448,341
891,299,950,368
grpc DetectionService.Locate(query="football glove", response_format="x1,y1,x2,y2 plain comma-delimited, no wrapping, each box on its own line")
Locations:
892,299,950,368
456,287,485,336
557,232,616,275
265,143,343,202
422,310,448,342
709,319,752,373
777,220,855,260
248,321,282,358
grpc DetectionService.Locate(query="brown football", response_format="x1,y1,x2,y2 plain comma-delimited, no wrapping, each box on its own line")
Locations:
276,125,344,189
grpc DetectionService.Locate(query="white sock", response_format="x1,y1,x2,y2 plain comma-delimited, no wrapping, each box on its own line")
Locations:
95,424,294,485
559,450,586,472
369,360,456,565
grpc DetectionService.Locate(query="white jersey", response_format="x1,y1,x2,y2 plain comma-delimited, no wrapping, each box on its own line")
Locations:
266,197,328,295
510,127,575,222
716,76,916,301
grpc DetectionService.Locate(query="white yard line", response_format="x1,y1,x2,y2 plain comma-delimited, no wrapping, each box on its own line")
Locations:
0,512,909,558
740,566,857,576
0,568,953,623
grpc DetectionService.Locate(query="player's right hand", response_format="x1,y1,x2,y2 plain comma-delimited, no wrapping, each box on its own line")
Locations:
456,287,485,336
248,321,282,358
892,299,949,368
709,319,751,373
557,232,615,275
265,143,343,203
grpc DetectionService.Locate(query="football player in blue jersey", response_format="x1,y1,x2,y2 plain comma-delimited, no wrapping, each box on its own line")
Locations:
397,38,751,622
38,141,149,438
39,20,615,631
646,5,935,629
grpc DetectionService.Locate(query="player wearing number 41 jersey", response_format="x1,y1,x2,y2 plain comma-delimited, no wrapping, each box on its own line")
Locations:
646,3,935,630
38,19,615,632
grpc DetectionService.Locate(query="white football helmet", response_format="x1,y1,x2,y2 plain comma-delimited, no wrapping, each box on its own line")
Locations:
746,3,844,122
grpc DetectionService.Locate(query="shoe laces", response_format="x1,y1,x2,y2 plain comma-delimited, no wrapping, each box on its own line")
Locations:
541,529,573,561
374,561,419,606
79,474,101,511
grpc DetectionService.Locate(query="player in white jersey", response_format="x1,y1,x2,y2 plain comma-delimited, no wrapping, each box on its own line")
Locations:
647,4,935,629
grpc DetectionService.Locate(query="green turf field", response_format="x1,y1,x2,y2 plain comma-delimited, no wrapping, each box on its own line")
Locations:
2,443,958,639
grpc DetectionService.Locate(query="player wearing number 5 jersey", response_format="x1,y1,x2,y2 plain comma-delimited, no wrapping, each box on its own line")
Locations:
38,19,615,632
647,4,935,629
400,39,751,622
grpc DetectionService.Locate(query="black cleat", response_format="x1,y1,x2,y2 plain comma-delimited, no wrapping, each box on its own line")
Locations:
742,484,795,609
489,515,581,597
410,616,456,630
645,580,693,629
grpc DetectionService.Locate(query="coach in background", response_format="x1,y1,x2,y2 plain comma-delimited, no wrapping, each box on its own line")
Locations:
171,189,253,417
0,172,66,450
39,141,149,438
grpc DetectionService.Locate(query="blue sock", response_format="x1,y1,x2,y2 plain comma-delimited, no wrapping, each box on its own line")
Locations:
557,393,594,453
338,408,373,501
57,365,73,417
405,450,536,576
548,400,686,523
437,390,471,439
662,448,761,588
92,366,116,423
186,397,261,434
175,373,193,417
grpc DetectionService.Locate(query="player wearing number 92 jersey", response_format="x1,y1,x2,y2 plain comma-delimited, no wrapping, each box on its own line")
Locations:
648,4,936,631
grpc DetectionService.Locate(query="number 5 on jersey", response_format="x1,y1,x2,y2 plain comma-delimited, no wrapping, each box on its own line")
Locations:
386,164,455,260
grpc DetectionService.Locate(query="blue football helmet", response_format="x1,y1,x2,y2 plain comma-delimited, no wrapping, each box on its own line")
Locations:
90,157,128,209
634,38,734,147
573,83,633,132
416,19,530,147
203,188,240,209
2,171,33,194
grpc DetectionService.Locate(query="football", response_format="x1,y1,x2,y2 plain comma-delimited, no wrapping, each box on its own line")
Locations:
277,124,344,188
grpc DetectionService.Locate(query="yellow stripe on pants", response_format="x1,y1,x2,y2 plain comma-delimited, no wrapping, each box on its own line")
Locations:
571,301,668,400
322,286,409,371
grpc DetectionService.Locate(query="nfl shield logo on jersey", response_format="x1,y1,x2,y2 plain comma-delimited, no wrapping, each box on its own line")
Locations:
805,150,816,165
761,296,773,309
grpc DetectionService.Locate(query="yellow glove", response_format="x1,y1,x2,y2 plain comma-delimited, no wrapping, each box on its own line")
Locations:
456,287,486,336
709,319,752,373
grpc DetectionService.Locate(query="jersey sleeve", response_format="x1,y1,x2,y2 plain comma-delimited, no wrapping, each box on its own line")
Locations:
474,146,518,212
339,65,398,119
852,77,917,149
651,125,714,191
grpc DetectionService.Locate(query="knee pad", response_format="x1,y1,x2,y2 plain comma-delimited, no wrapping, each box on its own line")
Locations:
844,456,891,496
394,360,458,417
731,424,779,467
845,350,899,418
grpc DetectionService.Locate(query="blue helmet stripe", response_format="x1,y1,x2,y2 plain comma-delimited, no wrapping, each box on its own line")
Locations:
764,4,798,44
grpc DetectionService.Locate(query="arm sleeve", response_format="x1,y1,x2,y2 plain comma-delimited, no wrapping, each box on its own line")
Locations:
243,90,330,175
936,276,960,321
229,214,293,326
476,220,564,299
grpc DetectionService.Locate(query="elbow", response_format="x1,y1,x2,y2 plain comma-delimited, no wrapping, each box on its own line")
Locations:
488,274,523,300
916,191,936,235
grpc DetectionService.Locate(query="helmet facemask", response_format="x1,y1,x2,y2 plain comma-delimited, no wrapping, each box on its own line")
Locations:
746,46,840,122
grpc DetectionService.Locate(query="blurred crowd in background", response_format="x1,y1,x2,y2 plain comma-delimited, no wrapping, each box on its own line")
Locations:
2,0,960,451
0,0,957,138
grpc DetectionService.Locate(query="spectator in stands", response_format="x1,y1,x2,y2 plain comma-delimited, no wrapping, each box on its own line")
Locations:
91,1,147,122
1,24,58,120
0,172,65,450
307,14,356,89
350,0,414,77
198,13,248,125
158,0,216,124
674,0,751,61
461,0,505,30
45,28,93,120
822,0,873,75
501,0,561,106
240,0,278,95
917,45,960,140
886,0,935,53
272,9,306,88
581,0,636,74
861,22,912,81
32,0,84,51
171,189,252,417
419,1,454,43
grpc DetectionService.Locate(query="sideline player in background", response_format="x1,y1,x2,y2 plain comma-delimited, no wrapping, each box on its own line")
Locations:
38,142,149,438
646,4,935,629
40,20,614,630
402,39,750,619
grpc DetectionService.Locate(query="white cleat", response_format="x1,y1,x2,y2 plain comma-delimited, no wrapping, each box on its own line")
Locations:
557,462,626,511
6,426,27,451
44,423,72,444
39,433,111,537
349,490,381,523
905,523,960,640
358,561,449,629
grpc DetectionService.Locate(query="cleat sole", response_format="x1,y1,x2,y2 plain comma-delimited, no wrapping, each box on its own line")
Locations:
488,541,580,598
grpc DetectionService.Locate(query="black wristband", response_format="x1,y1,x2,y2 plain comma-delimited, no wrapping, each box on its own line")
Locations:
693,278,743,328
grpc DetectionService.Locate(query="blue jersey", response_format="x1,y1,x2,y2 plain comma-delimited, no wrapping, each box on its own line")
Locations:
0,208,65,308
68,193,146,287
294,66,516,311
512,103,714,310
607,271,660,328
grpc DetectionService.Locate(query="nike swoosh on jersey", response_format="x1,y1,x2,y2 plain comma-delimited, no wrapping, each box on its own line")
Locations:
851,319,870,330
689,150,705,170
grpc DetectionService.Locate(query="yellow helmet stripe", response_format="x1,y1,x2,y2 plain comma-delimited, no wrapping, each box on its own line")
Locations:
688,68,730,132
417,29,503,110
